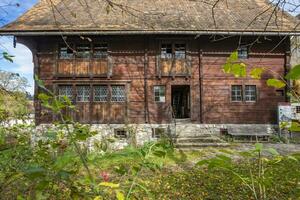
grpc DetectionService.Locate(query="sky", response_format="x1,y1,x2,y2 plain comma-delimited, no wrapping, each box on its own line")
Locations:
0,0,299,95
0,0,38,94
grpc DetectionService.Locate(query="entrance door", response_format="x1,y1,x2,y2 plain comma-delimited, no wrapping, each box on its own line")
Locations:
171,85,190,119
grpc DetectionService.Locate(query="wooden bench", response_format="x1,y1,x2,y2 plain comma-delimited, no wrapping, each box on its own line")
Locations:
225,126,271,142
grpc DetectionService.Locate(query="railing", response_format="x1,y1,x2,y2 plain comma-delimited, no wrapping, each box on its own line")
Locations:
157,56,192,77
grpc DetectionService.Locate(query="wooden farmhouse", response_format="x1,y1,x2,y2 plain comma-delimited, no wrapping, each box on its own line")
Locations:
1,0,300,142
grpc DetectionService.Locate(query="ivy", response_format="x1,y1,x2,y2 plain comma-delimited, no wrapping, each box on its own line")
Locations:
266,79,286,89
285,64,300,80
250,68,264,79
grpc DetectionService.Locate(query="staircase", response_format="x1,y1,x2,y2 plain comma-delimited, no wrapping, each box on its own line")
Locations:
172,123,229,150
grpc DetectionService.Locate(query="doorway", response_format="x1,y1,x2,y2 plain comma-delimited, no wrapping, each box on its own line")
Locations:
171,85,190,119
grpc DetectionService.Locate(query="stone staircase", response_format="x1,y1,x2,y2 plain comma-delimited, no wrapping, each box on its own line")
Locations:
171,123,229,149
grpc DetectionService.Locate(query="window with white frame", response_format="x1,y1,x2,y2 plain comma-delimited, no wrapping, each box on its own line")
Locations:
76,86,90,102
111,85,126,102
154,86,166,102
174,43,186,59
231,85,243,102
58,85,73,100
94,44,108,59
94,85,108,102
245,85,257,102
238,45,248,59
161,44,172,59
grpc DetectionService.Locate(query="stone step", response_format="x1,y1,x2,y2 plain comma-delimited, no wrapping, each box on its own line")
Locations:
176,137,223,143
175,142,230,148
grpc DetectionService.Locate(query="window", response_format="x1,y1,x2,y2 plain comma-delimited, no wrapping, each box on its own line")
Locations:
276,90,284,97
296,106,300,114
152,128,166,138
76,86,90,102
94,85,108,102
94,44,108,59
245,85,257,102
174,44,186,59
154,86,166,102
58,85,73,100
114,129,127,139
161,44,172,59
59,45,73,59
231,85,242,102
238,45,248,59
76,44,91,58
111,85,126,102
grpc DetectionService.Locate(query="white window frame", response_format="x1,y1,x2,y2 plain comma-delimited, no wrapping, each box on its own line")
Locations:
231,85,243,102
154,86,166,103
244,85,257,102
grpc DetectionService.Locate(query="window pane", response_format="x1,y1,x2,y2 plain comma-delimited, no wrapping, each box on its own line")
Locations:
231,85,242,102
58,85,73,100
77,86,90,102
238,46,248,59
111,85,126,102
76,44,91,58
94,44,108,59
154,86,166,102
94,85,108,102
175,44,186,59
59,46,73,59
245,85,257,101
161,44,172,59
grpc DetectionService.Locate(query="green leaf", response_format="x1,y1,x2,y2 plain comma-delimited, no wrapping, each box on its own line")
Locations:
286,64,300,80
250,68,264,79
231,63,246,77
24,167,46,179
116,190,125,200
266,79,286,89
255,143,263,152
99,182,119,189
228,51,238,62
2,52,14,63
266,148,279,156
287,155,298,162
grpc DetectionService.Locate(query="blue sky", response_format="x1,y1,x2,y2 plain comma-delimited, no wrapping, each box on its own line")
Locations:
0,0,38,94
0,1,299,95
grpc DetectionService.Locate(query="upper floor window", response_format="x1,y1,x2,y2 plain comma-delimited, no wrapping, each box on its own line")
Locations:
238,45,248,59
59,45,73,59
58,85,73,100
94,85,108,102
174,44,186,59
245,85,257,102
161,44,172,59
76,44,91,58
231,85,242,102
76,86,90,102
154,86,166,102
111,85,126,102
161,43,186,59
94,44,108,59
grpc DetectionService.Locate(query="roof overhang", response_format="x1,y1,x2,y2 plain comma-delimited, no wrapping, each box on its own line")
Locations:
1,30,300,36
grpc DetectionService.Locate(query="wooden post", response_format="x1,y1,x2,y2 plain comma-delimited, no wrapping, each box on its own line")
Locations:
284,39,291,102
144,38,149,123
199,49,203,123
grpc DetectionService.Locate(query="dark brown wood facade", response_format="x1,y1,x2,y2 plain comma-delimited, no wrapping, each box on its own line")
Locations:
19,35,289,125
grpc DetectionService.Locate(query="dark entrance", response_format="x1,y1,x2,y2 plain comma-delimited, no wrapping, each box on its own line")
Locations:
171,85,190,119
